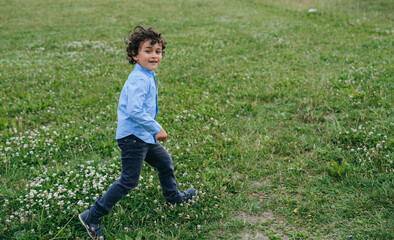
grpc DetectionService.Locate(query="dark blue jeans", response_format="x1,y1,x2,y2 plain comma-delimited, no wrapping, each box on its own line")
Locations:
90,135,181,218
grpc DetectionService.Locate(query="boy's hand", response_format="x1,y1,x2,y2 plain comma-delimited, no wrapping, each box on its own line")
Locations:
156,128,168,142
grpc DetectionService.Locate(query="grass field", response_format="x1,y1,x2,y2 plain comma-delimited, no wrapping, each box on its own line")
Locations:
1,0,393,239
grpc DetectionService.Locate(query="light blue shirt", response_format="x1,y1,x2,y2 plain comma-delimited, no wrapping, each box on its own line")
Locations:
116,64,162,143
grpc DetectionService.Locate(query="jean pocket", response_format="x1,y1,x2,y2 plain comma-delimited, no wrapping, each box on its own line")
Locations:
118,135,144,148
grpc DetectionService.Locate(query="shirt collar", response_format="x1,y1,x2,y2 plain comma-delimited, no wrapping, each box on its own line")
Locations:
135,63,156,77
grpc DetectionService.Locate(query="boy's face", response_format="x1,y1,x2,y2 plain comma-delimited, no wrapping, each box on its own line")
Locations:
133,39,162,71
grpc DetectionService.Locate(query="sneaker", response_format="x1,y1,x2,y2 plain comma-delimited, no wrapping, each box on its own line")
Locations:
79,210,105,240
168,187,197,204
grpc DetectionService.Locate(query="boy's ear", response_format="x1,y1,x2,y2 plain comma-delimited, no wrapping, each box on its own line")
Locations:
132,51,138,61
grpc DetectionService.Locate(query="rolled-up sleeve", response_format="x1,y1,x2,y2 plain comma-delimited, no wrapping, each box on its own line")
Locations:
126,77,162,135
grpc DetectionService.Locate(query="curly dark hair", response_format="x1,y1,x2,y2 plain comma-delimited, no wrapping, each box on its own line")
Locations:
125,26,167,65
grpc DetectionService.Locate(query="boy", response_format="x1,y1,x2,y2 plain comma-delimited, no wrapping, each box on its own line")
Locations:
79,26,196,240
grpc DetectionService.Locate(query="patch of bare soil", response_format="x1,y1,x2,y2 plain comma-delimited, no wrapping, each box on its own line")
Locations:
236,210,289,240
237,211,276,223
252,179,270,188
239,231,269,240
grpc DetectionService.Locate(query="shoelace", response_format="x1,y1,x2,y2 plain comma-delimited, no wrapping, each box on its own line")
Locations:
91,227,96,239
91,226,104,240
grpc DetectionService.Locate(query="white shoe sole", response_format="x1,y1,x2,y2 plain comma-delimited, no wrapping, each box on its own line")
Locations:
79,213,96,240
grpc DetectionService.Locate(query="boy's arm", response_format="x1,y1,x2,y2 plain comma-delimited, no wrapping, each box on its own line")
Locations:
126,77,163,135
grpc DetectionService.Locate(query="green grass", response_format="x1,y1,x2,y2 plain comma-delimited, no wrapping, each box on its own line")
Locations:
1,0,393,239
